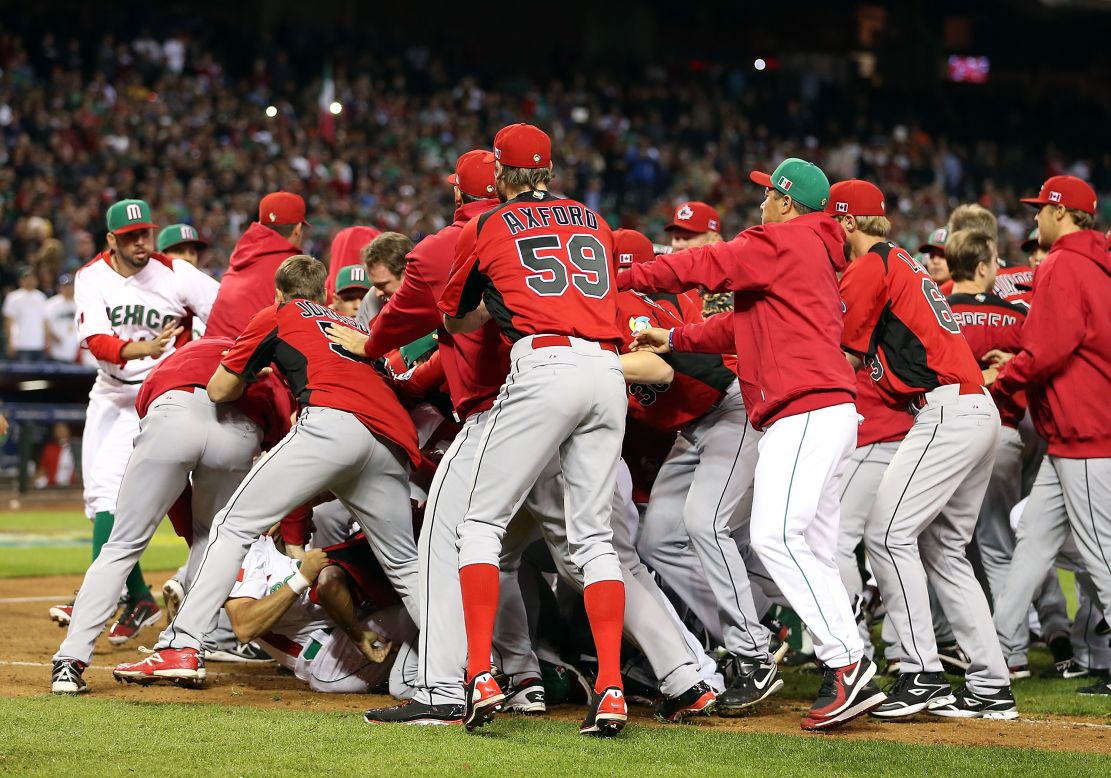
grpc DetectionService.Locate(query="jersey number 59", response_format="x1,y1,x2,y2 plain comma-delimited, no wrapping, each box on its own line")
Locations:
516,234,610,299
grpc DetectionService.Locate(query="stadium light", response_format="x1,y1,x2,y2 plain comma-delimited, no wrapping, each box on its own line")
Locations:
329,101,343,115
754,58,767,71
265,105,278,118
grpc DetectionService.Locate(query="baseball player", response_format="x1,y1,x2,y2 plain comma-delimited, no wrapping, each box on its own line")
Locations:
112,255,421,686
50,336,293,694
53,199,217,642
331,265,371,318
830,179,1014,719
363,232,413,302
986,175,1111,698
157,224,207,267
622,157,884,731
437,123,629,737
663,202,731,316
918,226,951,289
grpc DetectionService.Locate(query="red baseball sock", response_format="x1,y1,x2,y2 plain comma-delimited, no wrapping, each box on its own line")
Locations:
459,563,500,682
583,579,625,693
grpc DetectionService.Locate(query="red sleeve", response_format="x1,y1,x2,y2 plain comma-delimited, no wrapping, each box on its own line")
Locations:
839,254,888,356
85,333,128,366
391,350,446,400
437,219,484,317
279,502,314,546
671,311,735,354
222,305,279,378
617,228,779,295
364,261,439,359
960,322,1024,363
996,262,1085,395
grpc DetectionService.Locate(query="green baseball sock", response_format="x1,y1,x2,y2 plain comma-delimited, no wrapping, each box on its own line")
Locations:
91,511,151,602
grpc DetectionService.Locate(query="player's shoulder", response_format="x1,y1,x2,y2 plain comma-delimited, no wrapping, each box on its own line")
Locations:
76,252,113,277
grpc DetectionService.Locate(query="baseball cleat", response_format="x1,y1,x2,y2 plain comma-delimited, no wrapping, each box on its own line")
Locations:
206,642,273,664
937,641,971,674
580,686,627,737
1008,664,1031,680
462,672,504,732
107,597,162,645
503,676,546,714
655,681,717,724
869,672,954,718
49,603,74,627
881,658,902,677
800,657,886,731
928,684,1018,719
364,700,464,725
1076,678,1111,696
717,658,784,716
113,647,205,685
51,659,88,695
161,578,185,624
1040,659,1090,680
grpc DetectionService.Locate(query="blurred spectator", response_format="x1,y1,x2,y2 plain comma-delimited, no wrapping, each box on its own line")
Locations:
34,422,79,489
44,273,81,363
3,267,47,360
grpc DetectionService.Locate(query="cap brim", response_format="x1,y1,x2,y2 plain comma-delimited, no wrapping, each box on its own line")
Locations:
446,174,459,186
749,171,773,187
918,243,945,254
336,284,371,295
1019,197,1048,208
1020,239,1038,252
112,222,158,235
664,223,703,234
162,238,209,251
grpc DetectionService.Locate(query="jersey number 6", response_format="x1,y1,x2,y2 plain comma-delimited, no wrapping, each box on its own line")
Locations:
517,234,610,299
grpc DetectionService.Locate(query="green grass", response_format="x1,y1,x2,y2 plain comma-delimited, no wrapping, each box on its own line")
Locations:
0,510,186,578
0,697,1106,777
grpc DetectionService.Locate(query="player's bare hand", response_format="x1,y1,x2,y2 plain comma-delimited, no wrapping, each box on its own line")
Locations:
630,327,671,354
354,630,393,663
982,367,999,386
982,349,1014,368
0,414,8,437
325,324,369,357
297,548,331,582
141,319,184,358
284,543,306,561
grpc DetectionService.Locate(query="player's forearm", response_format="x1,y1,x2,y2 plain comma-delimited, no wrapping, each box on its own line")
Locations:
225,588,299,644
620,351,674,384
443,304,490,335
618,242,740,295
671,312,735,354
208,365,248,403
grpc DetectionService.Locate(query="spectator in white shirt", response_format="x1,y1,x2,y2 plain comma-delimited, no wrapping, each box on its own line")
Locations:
3,268,48,361
44,274,80,363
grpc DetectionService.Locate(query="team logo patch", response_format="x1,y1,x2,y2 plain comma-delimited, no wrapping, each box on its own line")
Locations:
835,202,849,213
182,226,197,240
777,176,793,191
1048,191,1062,203
494,147,502,160
708,219,719,230
486,184,495,193
125,203,143,220
618,252,634,265
268,212,278,223
628,315,652,334
676,205,694,220
533,153,542,163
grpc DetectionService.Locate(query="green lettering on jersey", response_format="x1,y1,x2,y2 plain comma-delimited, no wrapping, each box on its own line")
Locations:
122,305,143,326
145,308,162,328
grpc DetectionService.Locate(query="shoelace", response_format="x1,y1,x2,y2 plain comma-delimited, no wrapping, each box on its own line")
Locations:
815,667,837,700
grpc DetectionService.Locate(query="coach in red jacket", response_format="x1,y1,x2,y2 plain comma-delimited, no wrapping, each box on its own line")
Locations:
987,176,1111,695
620,158,883,730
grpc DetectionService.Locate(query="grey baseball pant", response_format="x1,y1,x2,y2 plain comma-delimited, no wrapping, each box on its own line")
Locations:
157,406,418,652
57,389,261,664
865,386,1009,690
994,456,1111,665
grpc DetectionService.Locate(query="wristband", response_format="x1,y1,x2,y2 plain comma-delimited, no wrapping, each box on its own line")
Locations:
668,328,675,352
286,572,310,595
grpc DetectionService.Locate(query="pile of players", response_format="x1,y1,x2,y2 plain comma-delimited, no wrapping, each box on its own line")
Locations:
47,121,1111,738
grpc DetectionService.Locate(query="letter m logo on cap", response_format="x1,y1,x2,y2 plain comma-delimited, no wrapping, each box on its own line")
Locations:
1049,191,1062,203
126,203,143,220
835,202,849,213
777,176,793,191
182,226,197,240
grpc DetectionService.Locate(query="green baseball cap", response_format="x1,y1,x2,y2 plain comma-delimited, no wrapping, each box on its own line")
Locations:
335,264,371,294
157,223,207,253
918,226,949,254
749,158,830,212
106,199,157,235
399,332,438,368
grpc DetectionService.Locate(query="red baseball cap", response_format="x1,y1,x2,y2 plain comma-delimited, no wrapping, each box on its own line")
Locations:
613,229,655,269
826,180,886,217
446,150,496,198
258,192,310,226
493,123,551,169
665,201,721,234
1020,175,1098,215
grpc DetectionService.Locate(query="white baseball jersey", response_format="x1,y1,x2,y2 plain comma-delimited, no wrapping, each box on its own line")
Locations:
44,293,79,362
75,252,218,394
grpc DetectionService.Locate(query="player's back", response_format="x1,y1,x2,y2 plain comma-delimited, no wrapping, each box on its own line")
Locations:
466,191,622,345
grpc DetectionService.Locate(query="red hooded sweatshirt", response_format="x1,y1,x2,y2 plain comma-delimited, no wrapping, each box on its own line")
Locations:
205,222,300,339
618,212,856,429
364,198,504,420
325,225,381,302
995,229,1111,457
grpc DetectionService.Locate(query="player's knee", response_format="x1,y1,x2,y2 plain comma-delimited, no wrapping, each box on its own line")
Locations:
314,565,345,598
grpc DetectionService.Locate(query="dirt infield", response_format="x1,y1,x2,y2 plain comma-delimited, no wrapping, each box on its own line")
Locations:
2,572,1109,755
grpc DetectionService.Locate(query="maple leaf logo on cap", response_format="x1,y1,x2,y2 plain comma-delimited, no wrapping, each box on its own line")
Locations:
533,153,541,163
835,202,849,213
1049,191,1062,203
494,148,502,160
676,205,694,220
486,184,494,193
777,176,793,191
269,212,278,223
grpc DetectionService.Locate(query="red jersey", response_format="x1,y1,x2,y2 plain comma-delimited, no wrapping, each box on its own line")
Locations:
855,371,912,446
439,191,622,347
137,336,295,448
206,223,300,339
222,301,420,466
992,265,1034,306
840,241,982,405
948,291,1028,429
617,291,732,432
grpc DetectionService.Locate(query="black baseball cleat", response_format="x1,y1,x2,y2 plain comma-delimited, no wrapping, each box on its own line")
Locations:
717,659,784,716
870,672,954,718
51,658,88,695
503,676,546,714
655,681,717,724
1009,664,1031,680
462,672,504,732
928,684,1018,719
580,686,627,737
363,700,464,725
800,657,886,731
1040,659,1090,680
937,641,971,674
1076,678,1111,697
